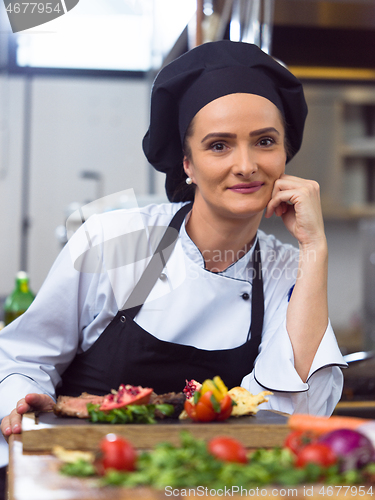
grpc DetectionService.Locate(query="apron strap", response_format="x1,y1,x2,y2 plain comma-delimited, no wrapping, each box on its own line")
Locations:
121,202,193,317
247,239,264,341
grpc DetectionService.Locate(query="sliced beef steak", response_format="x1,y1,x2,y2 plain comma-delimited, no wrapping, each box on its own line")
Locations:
53,393,105,419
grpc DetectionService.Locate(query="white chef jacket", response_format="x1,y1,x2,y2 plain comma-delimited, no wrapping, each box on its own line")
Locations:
0,202,346,466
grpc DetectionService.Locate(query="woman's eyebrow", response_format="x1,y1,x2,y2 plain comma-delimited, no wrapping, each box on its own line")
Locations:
201,127,280,143
249,127,280,137
201,132,236,143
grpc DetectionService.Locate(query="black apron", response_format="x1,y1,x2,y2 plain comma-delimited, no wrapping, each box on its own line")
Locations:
57,203,264,397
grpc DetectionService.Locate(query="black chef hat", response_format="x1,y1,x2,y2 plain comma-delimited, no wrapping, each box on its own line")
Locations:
142,40,308,202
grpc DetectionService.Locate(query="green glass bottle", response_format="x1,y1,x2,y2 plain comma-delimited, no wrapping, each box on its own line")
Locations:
4,271,35,326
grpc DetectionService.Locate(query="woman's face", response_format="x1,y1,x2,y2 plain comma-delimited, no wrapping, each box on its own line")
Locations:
183,93,287,220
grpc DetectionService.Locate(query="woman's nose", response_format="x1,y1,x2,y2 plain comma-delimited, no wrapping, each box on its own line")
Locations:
232,147,258,177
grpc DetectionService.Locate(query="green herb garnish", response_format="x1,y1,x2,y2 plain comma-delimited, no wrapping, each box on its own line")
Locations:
87,403,174,424
60,459,96,477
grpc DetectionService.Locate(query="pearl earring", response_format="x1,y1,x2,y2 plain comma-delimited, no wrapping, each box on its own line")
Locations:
186,177,193,185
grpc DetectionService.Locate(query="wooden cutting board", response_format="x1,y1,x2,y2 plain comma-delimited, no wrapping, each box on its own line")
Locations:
22,410,290,451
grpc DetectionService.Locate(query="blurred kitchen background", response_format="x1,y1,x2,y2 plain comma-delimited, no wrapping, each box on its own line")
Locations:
1,0,375,367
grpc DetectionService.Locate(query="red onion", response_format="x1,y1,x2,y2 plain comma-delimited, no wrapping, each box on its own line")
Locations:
319,429,374,471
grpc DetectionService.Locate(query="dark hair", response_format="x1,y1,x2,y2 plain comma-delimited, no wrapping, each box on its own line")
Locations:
168,120,196,202
183,119,195,162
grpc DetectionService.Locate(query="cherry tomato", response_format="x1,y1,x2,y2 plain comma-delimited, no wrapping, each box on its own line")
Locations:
208,436,248,464
284,430,316,455
184,397,215,422
216,394,233,421
98,433,137,473
184,392,233,422
195,391,217,422
184,400,198,420
296,442,337,468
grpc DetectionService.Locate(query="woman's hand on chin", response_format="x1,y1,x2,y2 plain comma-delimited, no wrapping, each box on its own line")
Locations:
264,174,326,249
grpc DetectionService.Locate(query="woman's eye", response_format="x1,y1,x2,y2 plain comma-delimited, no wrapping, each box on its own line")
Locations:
210,142,227,152
258,137,275,147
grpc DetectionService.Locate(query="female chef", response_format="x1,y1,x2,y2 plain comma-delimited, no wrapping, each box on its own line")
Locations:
0,41,346,454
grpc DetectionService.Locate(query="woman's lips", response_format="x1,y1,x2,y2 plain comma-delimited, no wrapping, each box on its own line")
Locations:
228,182,264,194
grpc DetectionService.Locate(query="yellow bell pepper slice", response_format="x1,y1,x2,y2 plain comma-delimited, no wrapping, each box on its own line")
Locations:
200,376,228,401
213,376,228,397
200,379,222,401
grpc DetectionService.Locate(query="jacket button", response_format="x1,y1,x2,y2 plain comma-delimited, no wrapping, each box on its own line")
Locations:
120,315,126,323
159,273,167,281
241,293,250,300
